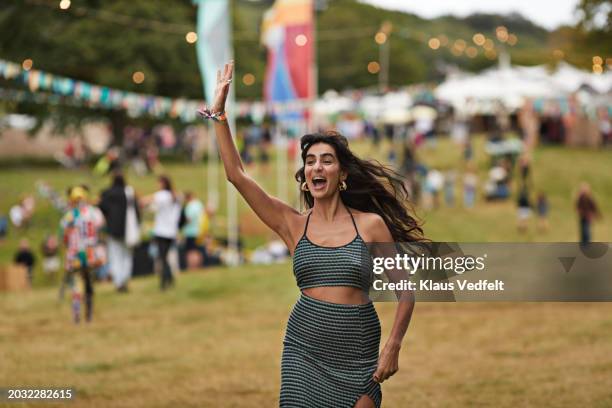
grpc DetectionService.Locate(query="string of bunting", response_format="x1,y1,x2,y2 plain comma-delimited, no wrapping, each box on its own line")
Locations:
0,59,205,122
0,59,312,122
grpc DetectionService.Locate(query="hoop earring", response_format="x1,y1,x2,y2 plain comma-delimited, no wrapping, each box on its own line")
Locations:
301,182,309,192
339,180,347,191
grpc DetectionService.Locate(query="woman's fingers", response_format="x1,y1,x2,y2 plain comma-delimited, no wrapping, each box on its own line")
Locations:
373,366,398,384
373,365,385,383
215,61,234,85
225,62,232,79
228,60,234,79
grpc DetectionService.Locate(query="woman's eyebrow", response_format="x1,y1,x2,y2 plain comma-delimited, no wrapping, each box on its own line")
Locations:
305,152,335,159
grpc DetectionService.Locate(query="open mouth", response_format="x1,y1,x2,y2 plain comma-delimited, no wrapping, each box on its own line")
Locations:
311,176,327,191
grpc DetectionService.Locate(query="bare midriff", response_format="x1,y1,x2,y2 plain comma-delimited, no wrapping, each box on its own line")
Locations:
302,286,370,305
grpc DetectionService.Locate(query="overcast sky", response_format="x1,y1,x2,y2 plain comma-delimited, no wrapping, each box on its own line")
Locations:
358,0,580,30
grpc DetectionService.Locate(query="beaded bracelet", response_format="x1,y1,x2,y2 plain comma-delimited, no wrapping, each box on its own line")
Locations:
197,108,227,122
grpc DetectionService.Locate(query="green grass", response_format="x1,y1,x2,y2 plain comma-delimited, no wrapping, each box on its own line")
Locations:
1,265,611,407
1,136,612,286
1,137,612,406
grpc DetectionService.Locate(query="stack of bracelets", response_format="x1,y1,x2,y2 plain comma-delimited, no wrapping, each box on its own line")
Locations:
197,108,227,122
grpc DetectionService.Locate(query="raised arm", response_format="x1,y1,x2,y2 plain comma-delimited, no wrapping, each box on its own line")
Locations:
200,61,300,250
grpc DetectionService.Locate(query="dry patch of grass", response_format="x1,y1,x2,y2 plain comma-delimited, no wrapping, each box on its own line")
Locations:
1,264,611,407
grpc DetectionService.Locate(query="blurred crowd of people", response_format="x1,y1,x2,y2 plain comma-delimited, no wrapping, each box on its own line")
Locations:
1,96,607,321
54,124,206,175
3,171,232,324
324,98,606,240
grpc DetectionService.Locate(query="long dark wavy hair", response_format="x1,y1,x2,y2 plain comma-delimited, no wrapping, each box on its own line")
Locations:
295,131,424,242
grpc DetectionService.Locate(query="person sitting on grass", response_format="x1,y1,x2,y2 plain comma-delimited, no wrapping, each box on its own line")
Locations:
14,238,36,285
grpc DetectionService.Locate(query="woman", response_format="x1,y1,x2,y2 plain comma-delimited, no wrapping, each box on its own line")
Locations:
99,172,141,292
142,175,181,290
201,62,422,408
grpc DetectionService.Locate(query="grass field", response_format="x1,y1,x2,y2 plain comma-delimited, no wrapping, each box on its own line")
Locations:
1,136,612,407
1,136,611,276
1,265,612,407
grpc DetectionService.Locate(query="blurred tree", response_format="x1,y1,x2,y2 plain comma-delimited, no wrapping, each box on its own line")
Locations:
0,0,567,137
577,0,611,33
0,0,266,142
574,0,612,66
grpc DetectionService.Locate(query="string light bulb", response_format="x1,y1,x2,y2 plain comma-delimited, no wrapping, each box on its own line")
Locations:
472,33,485,46
428,38,441,50
496,26,508,42
367,61,380,74
295,34,308,46
185,32,198,44
454,39,467,51
375,32,387,45
22,59,33,71
242,73,255,86
132,71,145,84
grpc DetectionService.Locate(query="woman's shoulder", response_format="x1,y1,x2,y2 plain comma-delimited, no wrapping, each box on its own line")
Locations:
286,209,310,231
348,208,390,241
349,208,384,225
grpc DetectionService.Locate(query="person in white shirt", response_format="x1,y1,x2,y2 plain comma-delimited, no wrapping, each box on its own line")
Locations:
143,175,181,290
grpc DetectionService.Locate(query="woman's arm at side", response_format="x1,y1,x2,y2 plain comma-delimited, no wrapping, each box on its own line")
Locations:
368,214,415,384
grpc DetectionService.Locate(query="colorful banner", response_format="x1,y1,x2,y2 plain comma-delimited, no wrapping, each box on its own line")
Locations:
261,0,314,105
193,0,234,109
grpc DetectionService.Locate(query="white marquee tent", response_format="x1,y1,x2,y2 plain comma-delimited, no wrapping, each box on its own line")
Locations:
435,62,612,114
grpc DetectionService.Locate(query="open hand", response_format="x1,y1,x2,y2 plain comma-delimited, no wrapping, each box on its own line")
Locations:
211,60,233,114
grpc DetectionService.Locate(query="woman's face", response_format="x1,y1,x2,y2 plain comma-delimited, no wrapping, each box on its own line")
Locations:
303,142,345,199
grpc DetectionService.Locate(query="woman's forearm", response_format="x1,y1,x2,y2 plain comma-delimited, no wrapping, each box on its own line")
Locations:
213,120,245,183
386,292,415,348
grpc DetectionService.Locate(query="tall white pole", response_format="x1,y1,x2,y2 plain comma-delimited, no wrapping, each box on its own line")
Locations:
379,21,392,93
276,125,288,203
295,118,305,209
227,118,239,265
194,0,238,265
309,0,317,133
207,121,218,209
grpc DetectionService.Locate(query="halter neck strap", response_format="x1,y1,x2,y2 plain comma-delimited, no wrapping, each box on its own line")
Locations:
345,207,360,236
302,207,360,238
302,211,312,237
